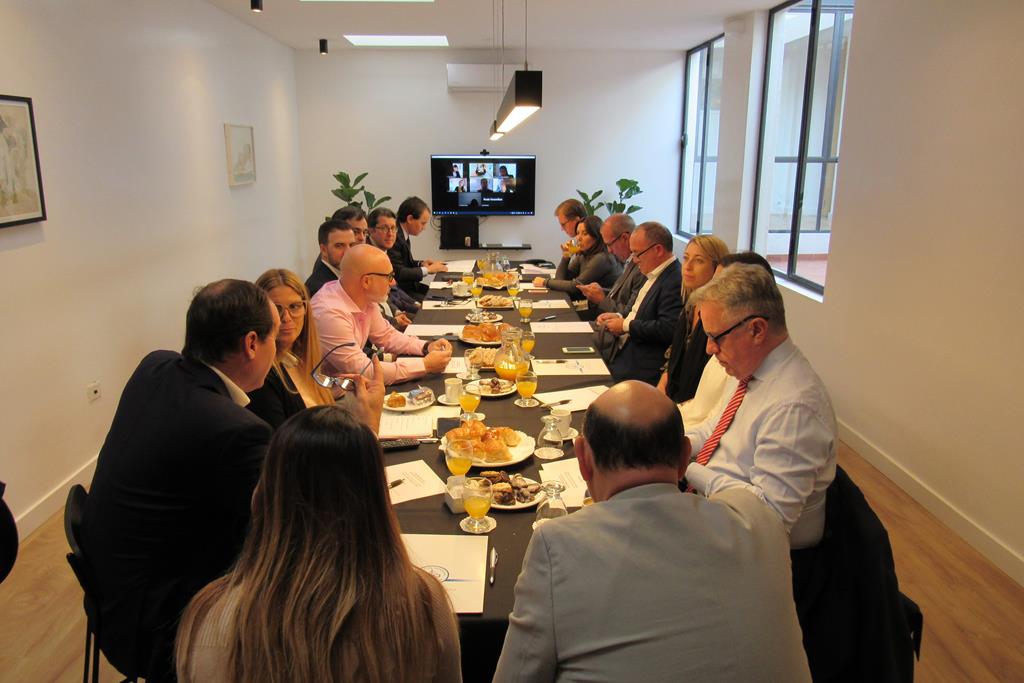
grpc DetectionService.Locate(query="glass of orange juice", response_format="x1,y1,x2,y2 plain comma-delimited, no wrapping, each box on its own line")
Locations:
516,298,534,323
446,439,475,477
459,384,482,418
521,330,536,357
461,272,474,286
515,370,539,408
460,477,495,533
506,272,521,298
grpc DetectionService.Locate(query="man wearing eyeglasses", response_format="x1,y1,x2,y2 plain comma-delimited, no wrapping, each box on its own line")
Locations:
311,244,452,385
594,222,682,385
374,198,448,297
684,263,836,550
576,213,646,316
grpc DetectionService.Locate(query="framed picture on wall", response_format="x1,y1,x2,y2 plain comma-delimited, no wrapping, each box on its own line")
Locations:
224,123,256,186
0,95,47,229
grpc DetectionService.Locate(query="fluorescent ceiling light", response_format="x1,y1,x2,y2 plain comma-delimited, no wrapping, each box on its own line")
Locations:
344,35,448,47
495,71,542,133
303,0,432,2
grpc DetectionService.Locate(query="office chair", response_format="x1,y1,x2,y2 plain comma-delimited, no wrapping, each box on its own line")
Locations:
0,481,17,584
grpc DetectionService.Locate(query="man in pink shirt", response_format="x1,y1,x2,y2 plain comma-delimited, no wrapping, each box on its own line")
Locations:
311,244,452,385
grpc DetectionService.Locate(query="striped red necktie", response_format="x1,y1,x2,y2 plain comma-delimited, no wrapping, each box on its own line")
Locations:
694,376,752,467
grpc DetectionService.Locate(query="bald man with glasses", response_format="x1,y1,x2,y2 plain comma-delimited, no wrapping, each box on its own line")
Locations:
311,244,452,385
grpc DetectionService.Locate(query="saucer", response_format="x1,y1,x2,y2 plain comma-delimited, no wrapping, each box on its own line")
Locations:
558,428,579,441
438,395,461,407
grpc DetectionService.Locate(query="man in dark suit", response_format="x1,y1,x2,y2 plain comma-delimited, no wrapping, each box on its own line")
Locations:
306,216,359,298
577,213,646,316
595,222,682,385
373,197,447,297
80,280,280,682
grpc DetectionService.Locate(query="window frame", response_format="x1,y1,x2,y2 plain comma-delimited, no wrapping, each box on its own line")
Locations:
750,0,853,293
676,33,725,238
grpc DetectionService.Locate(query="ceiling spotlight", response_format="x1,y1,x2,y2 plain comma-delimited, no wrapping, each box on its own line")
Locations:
251,0,262,12
319,39,329,55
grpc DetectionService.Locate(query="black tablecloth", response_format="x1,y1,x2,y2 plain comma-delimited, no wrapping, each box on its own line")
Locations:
385,276,608,681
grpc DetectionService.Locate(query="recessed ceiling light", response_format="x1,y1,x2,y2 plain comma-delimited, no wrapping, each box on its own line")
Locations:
303,0,432,3
344,35,449,47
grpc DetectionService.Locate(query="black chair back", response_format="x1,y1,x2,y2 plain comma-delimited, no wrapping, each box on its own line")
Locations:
0,480,17,584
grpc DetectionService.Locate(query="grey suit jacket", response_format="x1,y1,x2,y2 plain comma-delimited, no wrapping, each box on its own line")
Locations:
493,485,811,683
593,259,646,316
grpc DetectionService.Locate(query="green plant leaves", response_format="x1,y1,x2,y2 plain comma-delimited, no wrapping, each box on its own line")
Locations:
332,170,389,210
574,180,641,217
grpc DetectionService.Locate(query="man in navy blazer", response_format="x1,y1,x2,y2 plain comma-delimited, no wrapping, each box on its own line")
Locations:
81,280,280,682
306,215,360,298
374,197,447,297
595,221,682,385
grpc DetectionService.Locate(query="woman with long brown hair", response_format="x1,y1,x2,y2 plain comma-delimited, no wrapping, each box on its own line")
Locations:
175,405,461,682
657,234,730,403
247,268,334,429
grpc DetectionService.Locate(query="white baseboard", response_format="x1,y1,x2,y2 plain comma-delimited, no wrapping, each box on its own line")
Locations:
838,420,1024,587
15,455,98,541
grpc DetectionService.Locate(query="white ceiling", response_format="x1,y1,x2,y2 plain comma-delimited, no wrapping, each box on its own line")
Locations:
205,0,776,52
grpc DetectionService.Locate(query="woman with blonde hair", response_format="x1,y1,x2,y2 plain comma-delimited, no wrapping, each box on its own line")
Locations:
247,269,334,429
176,405,462,683
658,234,730,403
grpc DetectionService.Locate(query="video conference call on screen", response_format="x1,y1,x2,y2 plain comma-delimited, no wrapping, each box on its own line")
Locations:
430,155,536,216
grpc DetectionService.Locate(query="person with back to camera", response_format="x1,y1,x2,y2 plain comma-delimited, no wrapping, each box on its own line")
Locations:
175,405,462,683
656,235,730,402
533,216,621,299
247,268,385,432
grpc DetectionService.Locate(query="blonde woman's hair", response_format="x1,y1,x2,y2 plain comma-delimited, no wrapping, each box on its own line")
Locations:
176,406,448,682
254,268,333,405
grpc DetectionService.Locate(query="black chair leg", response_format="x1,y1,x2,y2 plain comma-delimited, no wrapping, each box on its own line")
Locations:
91,627,100,683
83,626,91,683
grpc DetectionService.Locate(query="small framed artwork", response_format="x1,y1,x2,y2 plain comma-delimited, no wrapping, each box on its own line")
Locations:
0,95,47,229
224,123,256,186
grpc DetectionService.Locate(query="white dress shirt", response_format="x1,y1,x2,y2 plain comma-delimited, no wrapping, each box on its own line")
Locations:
677,357,729,431
685,338,837,548
204,364,250,407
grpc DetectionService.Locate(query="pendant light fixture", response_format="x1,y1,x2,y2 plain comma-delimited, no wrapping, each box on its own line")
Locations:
251,0,262,12
319,39,329,55
488,0,504,141
494,0,541,135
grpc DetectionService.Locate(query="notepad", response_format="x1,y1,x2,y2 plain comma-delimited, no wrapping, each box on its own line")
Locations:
532,385,609,412
378,413,433,439
529,321,594,333
386,460,447,505
538,458,588,508
402,534,487,613
530,299,571,309
532,358,610,376
445,259,477,272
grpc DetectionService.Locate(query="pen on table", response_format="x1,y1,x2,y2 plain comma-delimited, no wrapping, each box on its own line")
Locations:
388,478,404,489
489,547,498,585
540,315,557,321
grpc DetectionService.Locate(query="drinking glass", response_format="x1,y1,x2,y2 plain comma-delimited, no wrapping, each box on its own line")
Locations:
533,481,568,528
506,272,521,298
459,383,482,418
534,415,565,460
515,371,539,408
461,271,475,286
566,238,580,255
446,439,475,477
521,330,536,357
516,298,534,324
462,349,481,381
461,477,496,534
470,280,484,310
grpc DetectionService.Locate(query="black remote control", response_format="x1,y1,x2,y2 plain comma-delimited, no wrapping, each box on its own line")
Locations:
380,438,421,451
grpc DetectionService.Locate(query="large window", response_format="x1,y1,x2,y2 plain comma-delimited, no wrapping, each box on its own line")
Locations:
678,36,724,236
752,0,854,291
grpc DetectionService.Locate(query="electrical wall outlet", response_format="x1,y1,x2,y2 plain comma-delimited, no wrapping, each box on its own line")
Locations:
86,381,101,403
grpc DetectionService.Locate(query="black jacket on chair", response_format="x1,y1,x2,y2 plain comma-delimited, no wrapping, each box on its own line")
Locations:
81,351,270,682
600,259,683,386
386,229,429,296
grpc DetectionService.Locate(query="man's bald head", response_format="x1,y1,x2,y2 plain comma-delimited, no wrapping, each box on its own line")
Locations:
583,381,684,471
341,244,390,282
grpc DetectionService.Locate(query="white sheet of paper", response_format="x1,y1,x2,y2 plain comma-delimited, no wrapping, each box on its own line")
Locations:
386,460,447,505
422,300,476,310
529,321,594,333
532,385,609,412
428,280,453,290
445,259,477,273
517,281,548,291
539,458,588,507
444,357,467,374
401,534,488,613
532,358,610,376
378,413,434,439
530,299,571,309
404,324,461,337
520,265,557,276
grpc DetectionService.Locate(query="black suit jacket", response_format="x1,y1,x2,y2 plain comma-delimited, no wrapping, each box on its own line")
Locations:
387,229,428,296
305,258,338,298
81,351,270,681
602,259,683,385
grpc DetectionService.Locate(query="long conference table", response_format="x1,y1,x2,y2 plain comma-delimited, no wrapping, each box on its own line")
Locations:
383,270,613,681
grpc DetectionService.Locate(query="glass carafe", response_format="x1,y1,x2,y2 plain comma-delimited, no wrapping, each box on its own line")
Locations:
534,415,565,460
493,327,528,380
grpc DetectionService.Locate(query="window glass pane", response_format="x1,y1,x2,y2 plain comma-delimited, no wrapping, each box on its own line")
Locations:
680,47,708,234
754,1,812,271
700,38,725,234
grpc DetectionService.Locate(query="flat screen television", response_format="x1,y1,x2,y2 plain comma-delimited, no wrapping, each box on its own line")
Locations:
430,154,536,216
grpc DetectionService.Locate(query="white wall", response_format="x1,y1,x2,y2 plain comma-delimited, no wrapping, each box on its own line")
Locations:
294,48,683,268
717,0,1024,584
0,0,304,534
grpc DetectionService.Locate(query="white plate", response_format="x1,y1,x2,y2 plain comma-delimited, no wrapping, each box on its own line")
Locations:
439,431,536,467
467,378,516,397
382,388,436,412
491,476,547,510
556,427,579,441
465,312,504,324
437,395,460,407
458,333,502,346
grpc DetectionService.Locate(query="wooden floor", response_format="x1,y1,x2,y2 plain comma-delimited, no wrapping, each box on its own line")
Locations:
1,442,1022,682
